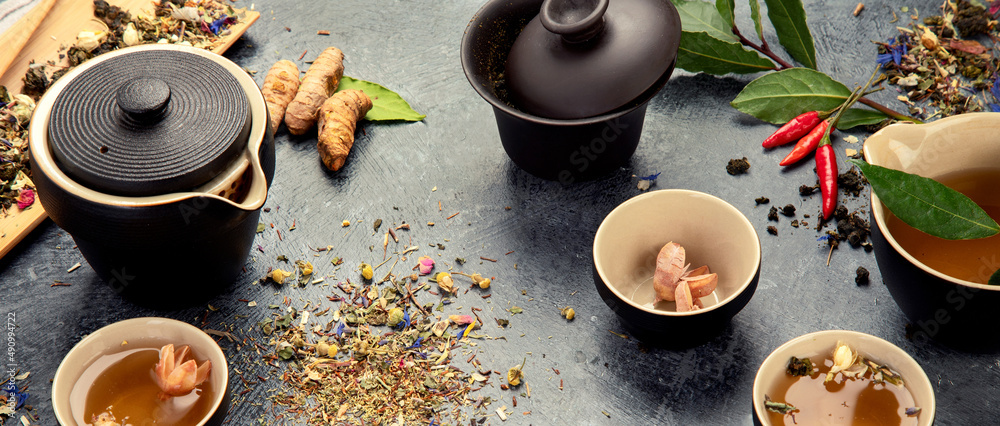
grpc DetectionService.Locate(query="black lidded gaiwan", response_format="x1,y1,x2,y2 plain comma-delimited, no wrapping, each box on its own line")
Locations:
29,44,275,308
462,0,680,182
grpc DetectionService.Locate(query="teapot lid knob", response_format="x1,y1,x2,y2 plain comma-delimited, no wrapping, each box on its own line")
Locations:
539,0,609,43
116,77,171,122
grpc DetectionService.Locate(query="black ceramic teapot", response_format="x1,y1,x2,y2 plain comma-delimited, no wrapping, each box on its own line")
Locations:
29,44,275,307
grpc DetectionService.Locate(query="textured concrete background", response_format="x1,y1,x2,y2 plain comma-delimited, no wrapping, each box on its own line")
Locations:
2,0,996,424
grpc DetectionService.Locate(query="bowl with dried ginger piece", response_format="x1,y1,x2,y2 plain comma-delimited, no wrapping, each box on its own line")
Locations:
52,317,230,426
592,189,760,347
752,330,935,426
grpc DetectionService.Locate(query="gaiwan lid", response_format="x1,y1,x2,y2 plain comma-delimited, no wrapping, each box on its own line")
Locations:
47,48,251,197
505,0,681,119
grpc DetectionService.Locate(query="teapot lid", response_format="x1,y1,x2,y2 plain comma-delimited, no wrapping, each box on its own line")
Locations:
47,48,251,196
505,0,681,119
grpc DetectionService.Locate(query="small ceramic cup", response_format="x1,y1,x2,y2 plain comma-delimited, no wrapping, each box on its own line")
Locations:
592,189,761,346
460,0,678,183
752,330,935,426
52,317,229,426
864,112,1000,348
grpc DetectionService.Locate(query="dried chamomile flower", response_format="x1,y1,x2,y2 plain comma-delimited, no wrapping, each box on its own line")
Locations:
560,306,575,320
387,308,405,326
470,273,491,289
436,272,455,293
269,268,292,285
360,262,374,280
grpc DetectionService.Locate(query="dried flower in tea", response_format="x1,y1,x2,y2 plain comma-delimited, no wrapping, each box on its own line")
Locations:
765,342,918,426
154,344,211,399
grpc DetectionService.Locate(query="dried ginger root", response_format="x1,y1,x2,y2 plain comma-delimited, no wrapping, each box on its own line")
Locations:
317,89,372,171
284,47,345,135
261,60,300,134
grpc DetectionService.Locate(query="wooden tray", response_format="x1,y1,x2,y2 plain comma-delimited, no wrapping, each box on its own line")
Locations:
0,0,259,259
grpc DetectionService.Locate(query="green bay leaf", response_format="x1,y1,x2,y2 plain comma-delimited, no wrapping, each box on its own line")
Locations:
749,0,764,41
990,268,1000,286
676,32,774,75
670,0,738,42
715,0,735,28
849,160,1000,240
836,108,888,130
763,0,816,69
337,76,425,122
730,68,850,124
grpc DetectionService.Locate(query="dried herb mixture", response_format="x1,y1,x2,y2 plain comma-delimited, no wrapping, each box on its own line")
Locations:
879,1,1000,119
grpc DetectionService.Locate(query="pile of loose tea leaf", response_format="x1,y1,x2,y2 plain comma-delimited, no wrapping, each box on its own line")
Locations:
0,87,35,212
878,1,1000,120
26,0,247,98
250,218,507,424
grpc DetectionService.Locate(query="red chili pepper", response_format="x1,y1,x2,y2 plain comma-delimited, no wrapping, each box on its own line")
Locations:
778,119,830,166
816,143,838,220
762,111,822,148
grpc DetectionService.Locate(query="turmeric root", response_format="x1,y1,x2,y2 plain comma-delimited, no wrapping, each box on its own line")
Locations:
284,47,345,135
261,60,300,134
317,89,372,171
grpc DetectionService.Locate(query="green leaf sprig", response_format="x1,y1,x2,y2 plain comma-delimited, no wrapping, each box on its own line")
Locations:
336,76,425,122
673,0,915,125
848,160,1000,240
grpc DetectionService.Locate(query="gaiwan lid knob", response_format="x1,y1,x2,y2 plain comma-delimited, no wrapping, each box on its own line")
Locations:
505,0,681,119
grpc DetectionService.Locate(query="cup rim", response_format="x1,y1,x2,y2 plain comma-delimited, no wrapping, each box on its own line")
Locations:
51,317,229,426
862,114,1000,291
751,329,936,426
592,189,761,317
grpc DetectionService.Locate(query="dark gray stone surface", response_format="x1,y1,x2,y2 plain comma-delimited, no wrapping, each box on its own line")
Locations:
2,0,996,424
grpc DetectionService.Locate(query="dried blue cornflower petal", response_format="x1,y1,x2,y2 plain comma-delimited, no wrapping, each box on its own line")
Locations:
638,172,661,180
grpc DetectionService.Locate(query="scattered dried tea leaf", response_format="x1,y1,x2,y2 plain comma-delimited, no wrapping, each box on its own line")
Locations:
507,358,526,387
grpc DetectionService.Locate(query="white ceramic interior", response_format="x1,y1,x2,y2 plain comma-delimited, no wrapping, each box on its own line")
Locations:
752,330,935,426
52,317,228,426
197,152,251,202
863,112,1000,289
593,189,761,315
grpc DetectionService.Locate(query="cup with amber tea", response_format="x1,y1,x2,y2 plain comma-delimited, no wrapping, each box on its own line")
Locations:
752,330,935,425
863,112,1000,347
592,189,761,347
52,317,229,425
